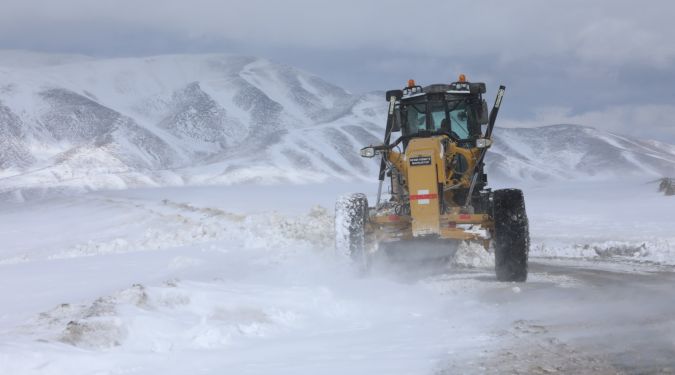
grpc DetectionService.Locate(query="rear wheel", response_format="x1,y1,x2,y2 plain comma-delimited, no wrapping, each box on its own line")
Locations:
492,189,529,282
335,194,369,267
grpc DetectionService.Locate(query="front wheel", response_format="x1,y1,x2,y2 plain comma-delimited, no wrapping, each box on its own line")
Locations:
335,193,369,267
492,189,529,282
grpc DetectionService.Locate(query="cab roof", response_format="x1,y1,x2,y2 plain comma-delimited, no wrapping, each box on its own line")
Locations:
399,82,485,101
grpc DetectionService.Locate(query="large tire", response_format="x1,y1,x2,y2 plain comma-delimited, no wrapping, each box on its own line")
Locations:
493,189,529,282
335,194,369,266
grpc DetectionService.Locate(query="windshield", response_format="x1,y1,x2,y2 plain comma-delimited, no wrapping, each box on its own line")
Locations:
448,105,470,139
406,103,428,133
403,100,472,139
429,102,446,131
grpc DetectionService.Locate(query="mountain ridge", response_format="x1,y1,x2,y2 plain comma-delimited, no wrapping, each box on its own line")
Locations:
0,51,674,200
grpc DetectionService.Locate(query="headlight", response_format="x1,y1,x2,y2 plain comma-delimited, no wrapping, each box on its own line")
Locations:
360,146,377,158
476,138,492,148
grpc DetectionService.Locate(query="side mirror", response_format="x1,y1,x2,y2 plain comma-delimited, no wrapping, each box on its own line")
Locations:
477,100,489,125
385,89,403,101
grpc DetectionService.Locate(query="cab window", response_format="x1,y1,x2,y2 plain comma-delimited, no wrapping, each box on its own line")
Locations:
405,103,427,133
402,100,475,140
449,107,470,139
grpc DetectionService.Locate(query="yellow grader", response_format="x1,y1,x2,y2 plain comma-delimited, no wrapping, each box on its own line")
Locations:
335,76,529,281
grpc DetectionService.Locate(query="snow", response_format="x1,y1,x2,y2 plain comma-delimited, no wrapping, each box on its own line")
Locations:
1,50,675,373
518,179,675,265
0,186,489,374
0,179,672,374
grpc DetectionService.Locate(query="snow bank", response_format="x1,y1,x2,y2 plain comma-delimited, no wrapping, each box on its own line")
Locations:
522,179,675,266
531,239,675,265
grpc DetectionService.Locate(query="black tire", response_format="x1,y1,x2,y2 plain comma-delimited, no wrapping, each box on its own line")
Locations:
492,189,529,282
335,193,369,266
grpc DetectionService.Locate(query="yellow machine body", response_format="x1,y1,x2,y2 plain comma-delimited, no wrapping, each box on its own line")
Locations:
369,135,492,246
405,138,443,236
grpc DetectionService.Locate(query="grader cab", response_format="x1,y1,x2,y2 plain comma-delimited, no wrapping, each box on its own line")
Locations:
335,76,529,282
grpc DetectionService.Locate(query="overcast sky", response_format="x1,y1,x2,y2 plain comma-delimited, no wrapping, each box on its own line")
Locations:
2,0,675,142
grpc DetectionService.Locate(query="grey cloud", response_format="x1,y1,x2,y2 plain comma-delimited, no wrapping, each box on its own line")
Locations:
3,0,674,61
1,0,674,142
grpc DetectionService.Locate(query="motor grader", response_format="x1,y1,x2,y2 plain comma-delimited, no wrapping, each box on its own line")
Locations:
335,76,529,282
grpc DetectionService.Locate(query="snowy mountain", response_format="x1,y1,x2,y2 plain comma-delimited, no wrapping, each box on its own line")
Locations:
488,125,675,182
0,51,674,200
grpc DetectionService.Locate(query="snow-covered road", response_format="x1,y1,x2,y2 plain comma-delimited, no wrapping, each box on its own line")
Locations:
0,181,673,374
437,260,675,374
